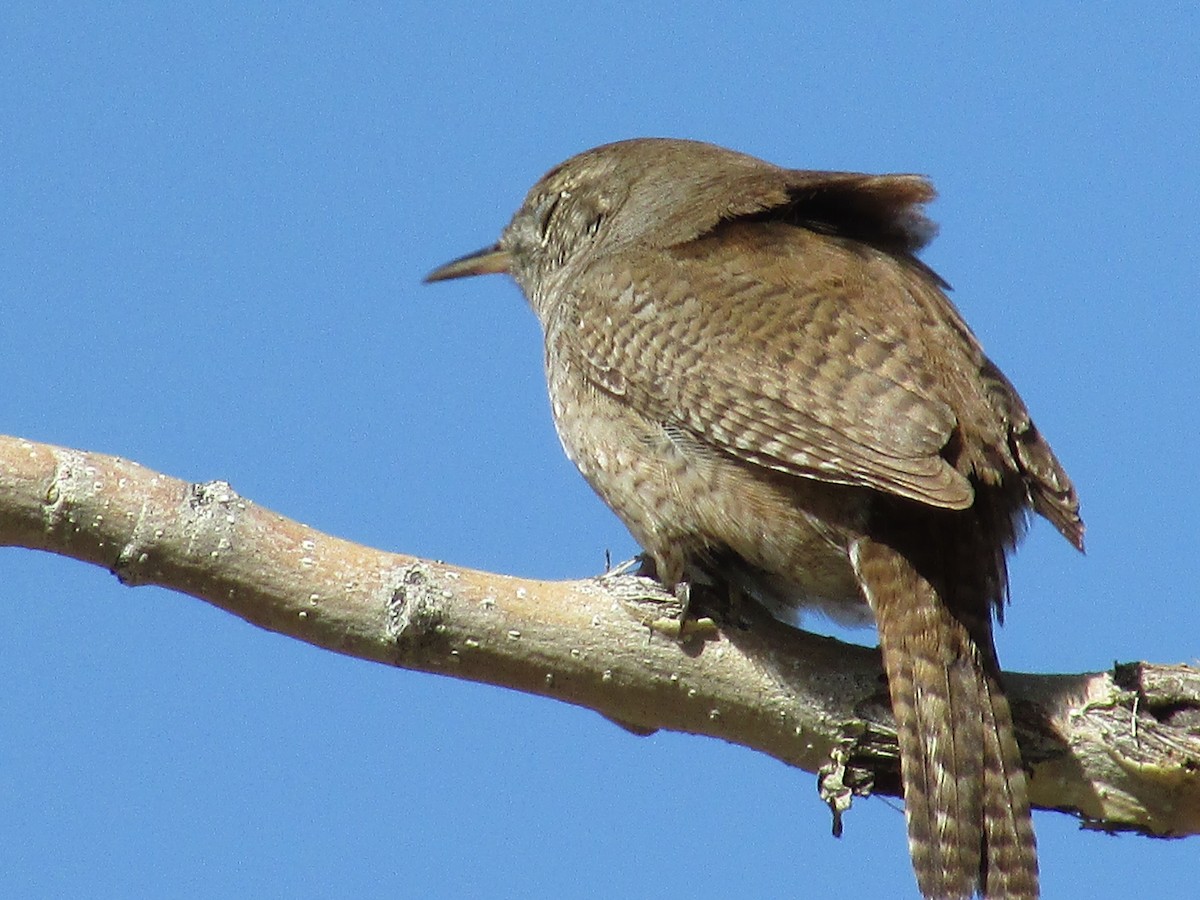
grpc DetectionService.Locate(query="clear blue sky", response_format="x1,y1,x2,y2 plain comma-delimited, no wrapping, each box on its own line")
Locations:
3,5,1197,898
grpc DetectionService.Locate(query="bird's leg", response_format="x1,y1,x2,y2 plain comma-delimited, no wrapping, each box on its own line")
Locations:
632,551,659,580
668,580,723,642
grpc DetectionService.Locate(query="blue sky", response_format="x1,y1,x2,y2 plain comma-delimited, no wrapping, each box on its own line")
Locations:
3,5,1197,898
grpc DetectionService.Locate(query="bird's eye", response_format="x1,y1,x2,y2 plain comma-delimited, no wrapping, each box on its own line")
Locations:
538,191,568,244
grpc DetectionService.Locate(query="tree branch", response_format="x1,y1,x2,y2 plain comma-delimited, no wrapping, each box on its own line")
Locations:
2,434,1197,838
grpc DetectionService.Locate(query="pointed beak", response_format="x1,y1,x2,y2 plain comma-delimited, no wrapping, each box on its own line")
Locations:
423,244,512,283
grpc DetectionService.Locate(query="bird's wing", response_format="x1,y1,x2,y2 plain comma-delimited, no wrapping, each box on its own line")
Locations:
566,220,979,510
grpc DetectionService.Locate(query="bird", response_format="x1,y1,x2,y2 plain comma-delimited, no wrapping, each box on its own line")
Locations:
425,137,1083,899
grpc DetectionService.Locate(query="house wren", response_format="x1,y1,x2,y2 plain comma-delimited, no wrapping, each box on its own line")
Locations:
425,138,1082,900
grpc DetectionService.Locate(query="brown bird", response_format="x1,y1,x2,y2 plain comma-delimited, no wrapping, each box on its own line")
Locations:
426,138,1083,900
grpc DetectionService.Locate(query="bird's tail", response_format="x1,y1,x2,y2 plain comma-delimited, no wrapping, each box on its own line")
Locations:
852,535,1038,900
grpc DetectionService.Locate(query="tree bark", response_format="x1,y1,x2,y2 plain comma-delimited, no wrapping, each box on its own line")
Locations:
2,433,1197,837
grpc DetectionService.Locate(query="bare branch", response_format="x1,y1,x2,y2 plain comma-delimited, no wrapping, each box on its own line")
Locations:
2,434,1197,837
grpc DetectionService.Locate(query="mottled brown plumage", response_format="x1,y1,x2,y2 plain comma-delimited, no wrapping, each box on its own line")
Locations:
426,138,1083,899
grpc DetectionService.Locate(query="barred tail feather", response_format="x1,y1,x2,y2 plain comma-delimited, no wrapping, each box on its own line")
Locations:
852,536,1038,900
980,671,1039,898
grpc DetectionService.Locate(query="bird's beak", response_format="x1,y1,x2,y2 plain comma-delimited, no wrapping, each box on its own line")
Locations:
423,244,512,283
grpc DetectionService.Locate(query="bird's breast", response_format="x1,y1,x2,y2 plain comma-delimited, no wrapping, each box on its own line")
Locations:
543,348,870,625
